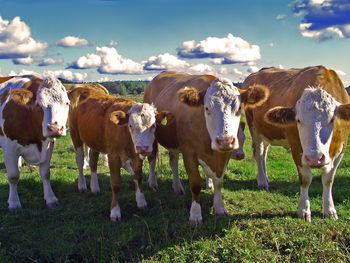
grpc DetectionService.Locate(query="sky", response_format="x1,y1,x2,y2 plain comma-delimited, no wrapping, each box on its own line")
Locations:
0,0,349,85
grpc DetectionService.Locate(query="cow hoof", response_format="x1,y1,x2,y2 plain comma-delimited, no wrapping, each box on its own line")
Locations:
324,210,338,221
148,182,158,191
189,217,203,227
8,202,21,210
91,188,100,194
173,184,185,195
298,211,312,222
257,184,269,191
47,201,60,209
215,209,229,217
110,216,121,222
78,186,87,193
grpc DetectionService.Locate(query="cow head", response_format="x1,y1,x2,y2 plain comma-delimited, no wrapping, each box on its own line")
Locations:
109,103,173,156
178,79,268,152
265,87,350,167
11,77,70,138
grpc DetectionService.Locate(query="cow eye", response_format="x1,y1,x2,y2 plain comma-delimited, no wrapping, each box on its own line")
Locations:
205,107,210,114
129,124,133,129
151,124,155,129
297,119,301,124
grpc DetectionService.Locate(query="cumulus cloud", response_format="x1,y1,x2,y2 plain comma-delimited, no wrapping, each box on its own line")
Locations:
12,56,34,65
0,16,47,59
143,53,189,71
43,70,88,82
70,46,144,75
336,69,346,76
292,0,350,40
56,36,90,48
276,14,287,20
107,40,118,47
38,57,63,66
177,33,261,64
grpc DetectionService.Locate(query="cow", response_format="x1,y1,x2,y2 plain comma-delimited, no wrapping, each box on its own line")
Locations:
64,83,110,169
68,87,172,221
147,121,247,193
143,71,268,225
243,65,350,222
0,75,70,209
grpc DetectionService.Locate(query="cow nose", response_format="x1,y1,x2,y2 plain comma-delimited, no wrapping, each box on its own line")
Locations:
233,153,245,160
136,145,150,153
305,154,325,166
47,124,65,136
215,136,234,149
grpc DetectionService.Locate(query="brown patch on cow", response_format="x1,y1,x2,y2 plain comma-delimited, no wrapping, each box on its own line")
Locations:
178,87,205,107
265,106,296,128
335,104,350,122
0,126,3,136
240,84,269,107
155,111,179,149
0,76,14,84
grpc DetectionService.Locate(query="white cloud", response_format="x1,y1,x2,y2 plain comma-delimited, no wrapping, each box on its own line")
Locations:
177,33,261,64
74,53,102,69
0,16,47,59
269,42,274,47
13,56,34,65
276,14,286,20
188,63,216,75
247,65,259,74
143,53,189,71
38,57,63,66
43,70,88,82
336,70,346,76
107,40,118,47
56,36,90,48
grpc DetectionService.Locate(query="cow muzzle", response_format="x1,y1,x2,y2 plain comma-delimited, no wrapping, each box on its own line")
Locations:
47,124,65,137
135,145,152,156
304,153,326,167
215,136,235,152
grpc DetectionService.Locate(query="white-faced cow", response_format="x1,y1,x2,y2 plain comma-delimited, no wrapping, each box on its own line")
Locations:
143,71,268,225
0,75,70,209
243,65,350,222
68,87,172,221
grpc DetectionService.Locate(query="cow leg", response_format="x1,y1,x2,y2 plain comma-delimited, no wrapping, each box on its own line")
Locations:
39,141,59,208
170,151,184,195
321,153,343,221
108,154,122,221
133,160,147,209
147,141,158,190
102,154,109,166
183,152,203,226
206,177,214,191
75,146,87,192
3,149,21,210
297,165,313,222
89,148,100,193
252,133,270,190
83,144,90,170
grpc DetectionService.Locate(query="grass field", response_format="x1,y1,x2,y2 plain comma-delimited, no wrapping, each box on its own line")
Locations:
0,113,349,262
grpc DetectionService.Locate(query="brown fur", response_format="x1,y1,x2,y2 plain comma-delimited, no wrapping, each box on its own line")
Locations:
178,87,205,107
240,84,269,107
68,87,144,214
265,106,296,127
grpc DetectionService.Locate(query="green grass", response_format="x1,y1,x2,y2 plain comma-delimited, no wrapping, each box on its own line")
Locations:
0,119,349,262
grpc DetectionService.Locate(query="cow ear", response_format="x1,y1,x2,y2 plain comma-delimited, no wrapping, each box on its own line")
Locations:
239,84,269,107
178,86,205,107
110,110,129,126
156,111,175,127
335,104,350,122
11,88,34,106
264,106,296,127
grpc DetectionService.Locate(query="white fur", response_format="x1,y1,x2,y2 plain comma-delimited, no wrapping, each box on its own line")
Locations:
189,201,202,225
110,205,121,221
170,151,184,195
128,103,157,154
297,165,313,222
204,78,241,151
75,146,87,192
90,171,100,193
133,179,147,208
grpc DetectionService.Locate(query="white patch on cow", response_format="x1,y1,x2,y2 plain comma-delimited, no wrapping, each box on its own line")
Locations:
110,205,121,221
189,201,203,225
199,159,228,216
204,78,241,151
170,151,184,195
128,103,157,155
75,146,87,192
36,77,70,138
147,156,158,190
297,165,313,222
90,171,100,193
133,179,147,208
252,134,270,190
295,87,338,167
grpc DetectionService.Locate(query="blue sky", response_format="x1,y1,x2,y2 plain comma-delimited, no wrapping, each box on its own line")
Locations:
0,0,349,85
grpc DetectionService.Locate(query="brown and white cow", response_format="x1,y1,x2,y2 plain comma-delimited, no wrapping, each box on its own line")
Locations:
68,87,172,221
64,83,109,169
143,71,268,225
243,65,350,222
0,75,70,209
